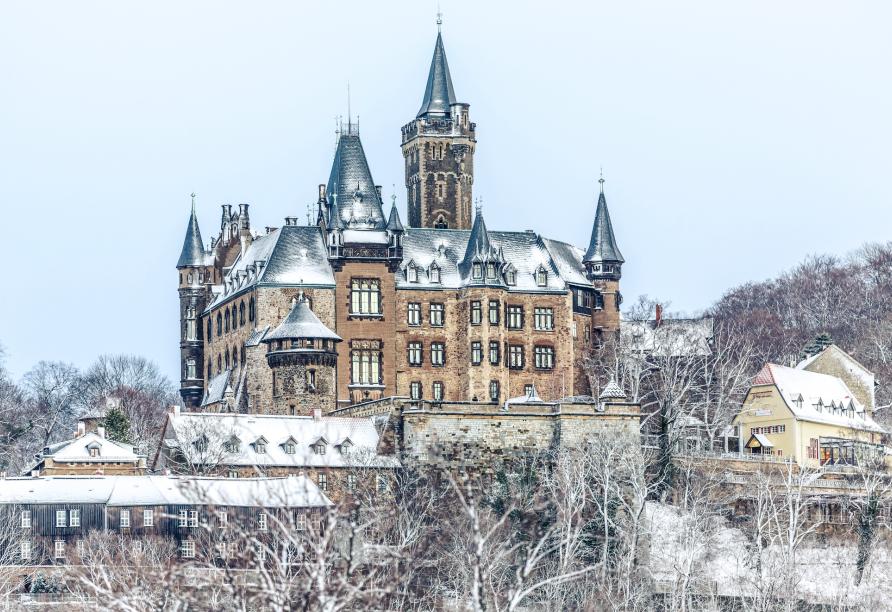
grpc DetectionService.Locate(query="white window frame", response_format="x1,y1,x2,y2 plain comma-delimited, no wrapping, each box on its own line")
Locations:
181,540,196,559
21,510,31,529
56,510,67,528
54,539,65,559
119,509,130,528
430,342,445,366
69,509,80,527
258,513,268,531
143,509,154,527
407,302,421,326
20,541,31,561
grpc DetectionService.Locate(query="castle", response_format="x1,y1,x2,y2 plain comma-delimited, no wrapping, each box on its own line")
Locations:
175,26,625,414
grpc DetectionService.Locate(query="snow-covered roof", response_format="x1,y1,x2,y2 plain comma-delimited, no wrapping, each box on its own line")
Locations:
264,296,341,342
40,432,144,464
202,369,232,407
751,363,886,434
164,412,399,469
749,433,774,448
0,475,330,508
795,344,876,410
622,317,714,358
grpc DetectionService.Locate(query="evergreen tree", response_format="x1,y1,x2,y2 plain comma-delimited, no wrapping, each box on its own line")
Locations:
801,332,834,359
102,406,131,443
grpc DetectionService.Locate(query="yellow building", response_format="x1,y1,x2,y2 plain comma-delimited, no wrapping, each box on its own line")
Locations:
733,362,886,468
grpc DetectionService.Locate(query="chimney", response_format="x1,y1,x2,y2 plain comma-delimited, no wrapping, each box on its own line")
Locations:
655,304,663,327
97,426,106,439
312,408,322,421
318,184,326,201
31,470,39,478
238,203,250,229
76,421,86,438
265,226,277,235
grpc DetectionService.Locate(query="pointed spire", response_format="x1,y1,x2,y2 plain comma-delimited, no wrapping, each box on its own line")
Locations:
417,29,457,118
177,194,207,268
583,178,625,267
386,193,404,232
463,204,493,262
325,132,385,230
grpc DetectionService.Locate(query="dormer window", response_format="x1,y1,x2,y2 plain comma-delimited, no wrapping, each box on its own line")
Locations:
312,441,327,455
89,447,100,458
254,437,268,454
283,441,296,455
814,399,823,413
225,438,240,454
535,266,548,287
792,394,803,409
340,439,353,454
407,264,418,283
472,263,482,279
505,268,516,286
430,265,441,284
486,263,496,279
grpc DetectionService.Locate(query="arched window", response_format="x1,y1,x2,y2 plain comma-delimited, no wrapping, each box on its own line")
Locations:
216,313,223,337
239,302,245,326
207,361,212,379
232,348,238,369
217,355,222,372
434,216,448,229
249,297,255,322
225,351,230,370
224,310,230,333
240,346,246,365
207,319,213,341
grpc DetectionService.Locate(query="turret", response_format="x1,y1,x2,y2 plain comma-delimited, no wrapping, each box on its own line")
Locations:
459,206,506,286
325,123,386,231
262,294,342,415
583,177,624,337
386,194,405,259
176,194,212,409
401,17,476,229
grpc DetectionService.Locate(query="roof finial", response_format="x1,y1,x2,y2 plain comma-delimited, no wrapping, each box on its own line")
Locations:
391,185,397,208
190,192,196,213
436,3,443,32
599,167,605,194
474,196,482,216
347,82,352,133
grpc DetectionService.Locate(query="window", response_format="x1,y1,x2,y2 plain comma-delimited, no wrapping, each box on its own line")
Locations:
489,342,500,365
284,442,296,455
143,510,153,527
430,265,441,283
471,342,483,365
489,380,500,402
228,469,238,478
295,513,307,531
207,319,213,342
507,305,524,330
408,341,423,366
54,540,65,559
524,384,534,396
533,307,554,331
313,443,326,455
509,345,525,369
56,510,67,528
76,540,85,558
318,473,328,492
249,297,255,322
473,263,483,279
21,511,31,529
534,346,555,369
89,447,100,458
433,381,444,401
218,511,228,528
225,438,240,453
132,540,143,556
118,509,130,528
410,381,422,400
505,269,516,286
224,310,230,333
407,303,421,326
69,509,80,527
430,303,444,327
258,513,268,531
350,279,381,315
376,474,388,494
471,301,482,325
488,301,500,325
407,265,418,283
186,358,197,380
185,307,197,341
189,511,198,527
351,350,381,385
181,540,195,559
306,369,316,393
431,342,445,366
179,510,188,527
239,302,245,326
216,313,222,337
347,474,357,491
255,441,267,454
536,267,548,286
20,541,31,561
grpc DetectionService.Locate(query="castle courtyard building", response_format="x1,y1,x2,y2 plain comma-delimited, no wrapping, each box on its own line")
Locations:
175,28,626,413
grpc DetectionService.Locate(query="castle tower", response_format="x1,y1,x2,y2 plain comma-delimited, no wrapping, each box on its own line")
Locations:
583,178,625,337
261,295,342,415
401,22,476,229
176,195,212,408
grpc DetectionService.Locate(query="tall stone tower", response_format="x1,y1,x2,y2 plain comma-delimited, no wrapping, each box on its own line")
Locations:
176,196,212,408
583,178,625,337
401,24,476,229
261,295,342,415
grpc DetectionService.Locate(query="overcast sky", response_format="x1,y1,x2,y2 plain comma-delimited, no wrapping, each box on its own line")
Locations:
1,1,890,382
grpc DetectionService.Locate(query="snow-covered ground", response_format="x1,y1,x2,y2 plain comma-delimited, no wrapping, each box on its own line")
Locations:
646,502,892,607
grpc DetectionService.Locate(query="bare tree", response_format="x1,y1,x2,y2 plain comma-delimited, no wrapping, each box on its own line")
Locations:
21,361,82,448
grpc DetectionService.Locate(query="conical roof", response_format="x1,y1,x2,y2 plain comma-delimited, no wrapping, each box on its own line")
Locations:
264,296,342,342
583,189,624,264
417,32,457,118
176,205,207,268
599,380,626,400
386,200,405,232
325,129,386,230
459,208,504,282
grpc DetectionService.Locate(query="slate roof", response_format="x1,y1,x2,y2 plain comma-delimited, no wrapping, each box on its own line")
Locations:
417,31,457,118
325,129,386,230
163,412,399,470
264,297,341,342
599,380,627,400
208,225,335,310
751,363,886,434
583,189,624,265
176,206,211,268
202,369,232,407
0,475,330,508
386,201,405,232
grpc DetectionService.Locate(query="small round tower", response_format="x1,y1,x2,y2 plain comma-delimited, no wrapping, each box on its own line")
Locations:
261,294,341,415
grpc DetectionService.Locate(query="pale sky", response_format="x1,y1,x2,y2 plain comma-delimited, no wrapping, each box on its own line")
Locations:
1,1,890,381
